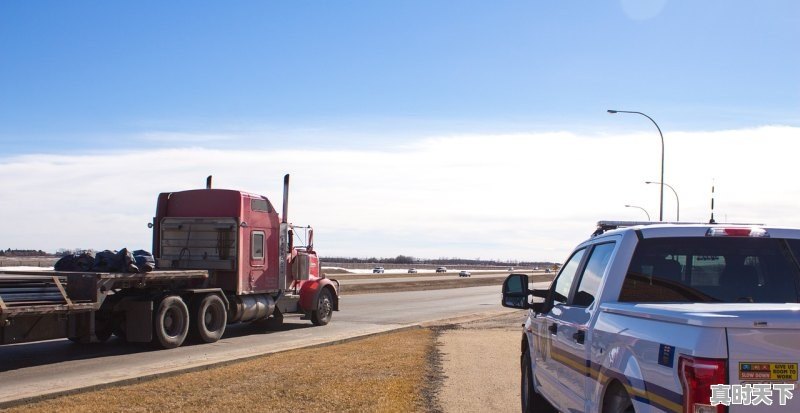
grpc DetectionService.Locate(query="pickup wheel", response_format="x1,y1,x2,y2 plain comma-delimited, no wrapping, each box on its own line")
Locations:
521,348,556,413
310,289,333,326
603,382,635,413
190,294,227,343
153,295,189,349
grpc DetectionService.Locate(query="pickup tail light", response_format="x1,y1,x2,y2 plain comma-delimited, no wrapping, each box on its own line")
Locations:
679,355,727,413
706,227,769,238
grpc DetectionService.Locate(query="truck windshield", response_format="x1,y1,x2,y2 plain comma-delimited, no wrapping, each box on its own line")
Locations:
619,237,800,303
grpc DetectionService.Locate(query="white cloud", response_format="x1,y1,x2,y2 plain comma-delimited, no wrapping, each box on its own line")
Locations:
1,125,799,261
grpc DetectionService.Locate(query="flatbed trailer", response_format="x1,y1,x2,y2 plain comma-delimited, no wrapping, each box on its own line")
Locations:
0,269,209,345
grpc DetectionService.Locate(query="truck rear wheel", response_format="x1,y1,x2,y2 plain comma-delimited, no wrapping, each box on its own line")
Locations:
603,382,634,413
310,289,333,326
191,294,227,343
153,295,189,349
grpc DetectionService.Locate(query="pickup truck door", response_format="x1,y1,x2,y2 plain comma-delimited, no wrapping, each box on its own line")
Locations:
536,247,587,411
552,242,616,413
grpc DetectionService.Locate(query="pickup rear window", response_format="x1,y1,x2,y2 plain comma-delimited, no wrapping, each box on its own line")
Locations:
619,237,800,303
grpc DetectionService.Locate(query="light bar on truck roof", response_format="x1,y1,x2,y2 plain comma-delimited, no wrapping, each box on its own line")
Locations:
706,227,769,238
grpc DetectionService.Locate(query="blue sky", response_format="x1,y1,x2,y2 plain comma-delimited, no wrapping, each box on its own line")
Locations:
2,1,798,153
1,1,799,260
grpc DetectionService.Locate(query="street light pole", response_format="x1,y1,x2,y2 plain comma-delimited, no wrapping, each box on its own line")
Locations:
608,109,665,221
646,181,679,221
625,204,651,221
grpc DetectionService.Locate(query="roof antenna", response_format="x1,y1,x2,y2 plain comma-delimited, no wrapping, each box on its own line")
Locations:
709,180,716,224
206,175,213,189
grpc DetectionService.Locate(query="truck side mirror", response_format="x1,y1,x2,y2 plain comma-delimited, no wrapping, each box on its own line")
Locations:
502,273,531,309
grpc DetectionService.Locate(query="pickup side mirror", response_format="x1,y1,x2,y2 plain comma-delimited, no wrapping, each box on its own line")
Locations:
502,273,530,309
502,273,548,313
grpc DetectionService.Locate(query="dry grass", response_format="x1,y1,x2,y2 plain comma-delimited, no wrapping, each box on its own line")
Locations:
10,328,434,413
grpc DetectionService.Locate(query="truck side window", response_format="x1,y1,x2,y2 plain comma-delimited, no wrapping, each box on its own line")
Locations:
552,248,586,304
572,242,615,307
252,232,265,259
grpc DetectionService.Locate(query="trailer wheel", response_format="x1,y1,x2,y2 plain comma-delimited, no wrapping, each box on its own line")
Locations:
310,288,333,326
191,294,227,343
153,295,189,349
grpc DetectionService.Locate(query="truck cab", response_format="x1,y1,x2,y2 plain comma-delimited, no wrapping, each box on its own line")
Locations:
152,175,338,330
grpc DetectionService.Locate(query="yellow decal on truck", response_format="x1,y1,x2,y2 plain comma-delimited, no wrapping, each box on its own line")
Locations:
739,363,798,381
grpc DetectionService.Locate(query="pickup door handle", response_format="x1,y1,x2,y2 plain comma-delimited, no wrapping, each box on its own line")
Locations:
548,324,558,334
572,330,585,344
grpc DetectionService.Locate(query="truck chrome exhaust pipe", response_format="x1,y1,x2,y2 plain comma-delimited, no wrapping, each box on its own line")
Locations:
282,174,289,224
278,174,290,291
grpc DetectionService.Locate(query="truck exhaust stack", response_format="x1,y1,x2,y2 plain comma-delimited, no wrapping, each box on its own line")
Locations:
206,175,213,189
282,174,289,224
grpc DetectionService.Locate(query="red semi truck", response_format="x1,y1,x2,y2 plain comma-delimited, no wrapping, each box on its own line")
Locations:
0,174,339,349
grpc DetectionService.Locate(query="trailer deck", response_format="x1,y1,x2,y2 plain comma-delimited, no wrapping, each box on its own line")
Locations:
0,270,208,321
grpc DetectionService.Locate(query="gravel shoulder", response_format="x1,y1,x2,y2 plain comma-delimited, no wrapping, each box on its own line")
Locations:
435,311,528,413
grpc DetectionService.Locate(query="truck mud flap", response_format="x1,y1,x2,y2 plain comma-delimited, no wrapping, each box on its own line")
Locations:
119,300,153,343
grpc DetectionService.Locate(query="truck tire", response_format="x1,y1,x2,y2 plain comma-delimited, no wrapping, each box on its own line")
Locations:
603,382,635,413
521,348,556,413
153,295,189,349
310,288,333,326
191,294,227,343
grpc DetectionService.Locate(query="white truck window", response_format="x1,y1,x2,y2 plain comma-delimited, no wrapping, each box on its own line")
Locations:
552,248,586,304
572,242,615,307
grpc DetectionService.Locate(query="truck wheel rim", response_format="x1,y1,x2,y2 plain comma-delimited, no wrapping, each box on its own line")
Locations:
319,297,331,320
204,301,224,331
164,308,182,337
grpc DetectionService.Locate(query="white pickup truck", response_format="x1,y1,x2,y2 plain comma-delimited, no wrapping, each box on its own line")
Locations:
502,221,800,413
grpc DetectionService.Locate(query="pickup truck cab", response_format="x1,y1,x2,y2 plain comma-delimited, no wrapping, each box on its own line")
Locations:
503,221,800,413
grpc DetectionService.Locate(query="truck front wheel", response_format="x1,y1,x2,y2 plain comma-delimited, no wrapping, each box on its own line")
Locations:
191,294,227,343
153,296,189,349
310,289,333,326
522,348,555,413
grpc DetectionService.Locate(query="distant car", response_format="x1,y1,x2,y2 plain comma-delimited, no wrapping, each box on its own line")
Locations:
373,267,385,274
408,268,418,274
459,270,471,277
436,266,447,273
533,266,540,271
544,268,551,273
507,267,514,271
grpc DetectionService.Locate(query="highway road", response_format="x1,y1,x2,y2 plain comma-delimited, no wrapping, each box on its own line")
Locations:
0,282,549,406
336,272,513,285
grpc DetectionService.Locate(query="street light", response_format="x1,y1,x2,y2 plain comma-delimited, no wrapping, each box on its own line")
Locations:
646,181,679,221
608,109,665,221
625,204,651,221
